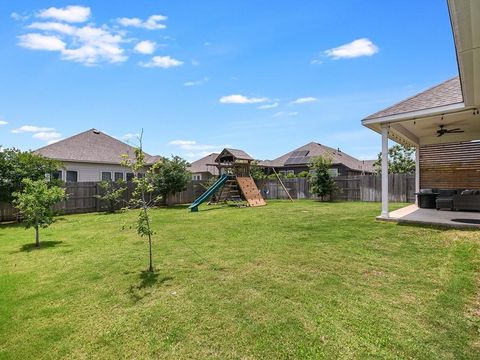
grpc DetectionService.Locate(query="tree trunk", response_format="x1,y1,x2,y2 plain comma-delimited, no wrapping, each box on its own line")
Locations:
142,189,154,272
35,223,40,248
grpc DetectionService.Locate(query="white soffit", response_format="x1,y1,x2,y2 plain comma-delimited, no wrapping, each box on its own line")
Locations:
449,0,480,106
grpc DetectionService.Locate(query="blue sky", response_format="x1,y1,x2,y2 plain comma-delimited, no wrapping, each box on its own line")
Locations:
0,1,458,161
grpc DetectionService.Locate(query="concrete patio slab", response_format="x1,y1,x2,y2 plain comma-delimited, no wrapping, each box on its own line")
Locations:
378,204,480,229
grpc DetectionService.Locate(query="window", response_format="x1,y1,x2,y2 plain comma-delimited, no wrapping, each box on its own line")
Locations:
192,174,201,181
126,173,134,182
66,170,78,182
114,172,124,181
328,168,339,177
51,170,63,181
101,172,112,181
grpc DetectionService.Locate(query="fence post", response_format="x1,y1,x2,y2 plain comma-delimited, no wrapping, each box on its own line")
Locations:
95,182,100,212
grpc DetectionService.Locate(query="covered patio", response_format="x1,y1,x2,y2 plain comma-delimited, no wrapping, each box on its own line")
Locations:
362,0,480,226
385,204,480,229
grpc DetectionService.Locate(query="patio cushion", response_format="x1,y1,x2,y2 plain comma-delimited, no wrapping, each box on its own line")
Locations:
438,189,457,197
436,197,454,210
453,192,480,211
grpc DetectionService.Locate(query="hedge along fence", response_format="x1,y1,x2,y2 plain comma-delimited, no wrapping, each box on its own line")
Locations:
0,175,415,222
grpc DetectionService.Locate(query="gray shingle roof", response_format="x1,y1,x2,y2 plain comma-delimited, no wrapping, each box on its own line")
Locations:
35,128,157,164
188,153,219,176
260,142,375,173
364,77,463,120
215,148,254,162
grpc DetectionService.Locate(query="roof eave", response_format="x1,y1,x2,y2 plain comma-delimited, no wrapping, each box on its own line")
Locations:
448,0,480,107
362,102,466,126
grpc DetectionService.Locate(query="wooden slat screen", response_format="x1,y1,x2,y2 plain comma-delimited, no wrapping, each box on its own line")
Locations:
420,141,480,189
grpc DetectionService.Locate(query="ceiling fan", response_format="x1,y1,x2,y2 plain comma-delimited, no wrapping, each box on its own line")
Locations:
436,124,464,137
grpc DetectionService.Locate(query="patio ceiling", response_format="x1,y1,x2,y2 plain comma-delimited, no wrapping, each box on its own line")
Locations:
363,106,480,146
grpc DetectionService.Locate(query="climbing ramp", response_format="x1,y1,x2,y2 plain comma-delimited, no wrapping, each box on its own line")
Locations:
236,176,266,207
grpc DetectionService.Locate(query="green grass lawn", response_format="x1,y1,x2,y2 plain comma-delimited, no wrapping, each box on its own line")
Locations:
0,201,479,359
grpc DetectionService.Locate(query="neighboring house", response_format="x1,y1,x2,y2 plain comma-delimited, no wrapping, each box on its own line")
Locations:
260,142,376,177
35,128,160,182
188,153,219,180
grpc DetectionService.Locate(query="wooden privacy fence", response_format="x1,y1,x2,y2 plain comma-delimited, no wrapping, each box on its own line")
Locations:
255,174,415,203
0,175,415,222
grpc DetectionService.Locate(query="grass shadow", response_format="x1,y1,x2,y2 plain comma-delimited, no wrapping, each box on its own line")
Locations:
0,221,24,230
155,204,190,210
128,270,174,302
18,240,65,252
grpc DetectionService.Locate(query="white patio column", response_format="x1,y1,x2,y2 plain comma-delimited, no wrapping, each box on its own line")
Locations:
381,124,389,218
415,146,420,204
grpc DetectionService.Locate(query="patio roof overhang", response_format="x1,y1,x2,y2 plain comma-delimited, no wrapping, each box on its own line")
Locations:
360,0,480,219
448,0,480,107
362,0,480,148
362,103,480,146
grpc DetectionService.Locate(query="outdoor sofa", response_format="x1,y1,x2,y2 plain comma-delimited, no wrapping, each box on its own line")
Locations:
435,189,480,211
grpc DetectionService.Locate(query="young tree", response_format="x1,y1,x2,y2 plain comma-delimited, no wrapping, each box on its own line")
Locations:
121,131,161,272
374,144,415,174
94,180,127,213
12,179,66,248
0,148,62,202
249,161,266,180
154,156,191,205
308,156,337,201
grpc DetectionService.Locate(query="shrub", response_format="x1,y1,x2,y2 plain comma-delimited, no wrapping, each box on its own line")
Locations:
309,156,337,201
13,179,66,248
0,148,62,202
94,180,126,213
154,156,191,204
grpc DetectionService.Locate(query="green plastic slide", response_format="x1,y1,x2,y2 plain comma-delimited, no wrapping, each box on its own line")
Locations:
188,174,230,212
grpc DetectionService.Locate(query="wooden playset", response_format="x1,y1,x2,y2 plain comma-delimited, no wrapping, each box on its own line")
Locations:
188,148,266,212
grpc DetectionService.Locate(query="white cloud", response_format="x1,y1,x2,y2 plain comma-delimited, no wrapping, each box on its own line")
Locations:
18,33,66,51
12,125,63,144
37,5,91,23
61,26,126,64
273,111,298,117
11,12,30,21
169,140,196,146
292,97,317,104
0,120,8,126
219,94,268,104
140,55,183,68
121,133,140,141
168,140,230,155
28,21,76,34
32,131,62,142
258,102,278,109
133,40,156,54
11,125,55,133
17,8,174,66
20,23,127,65
117,15,167,30
310,59,323,65
324,38,379,59
183,77,209,87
